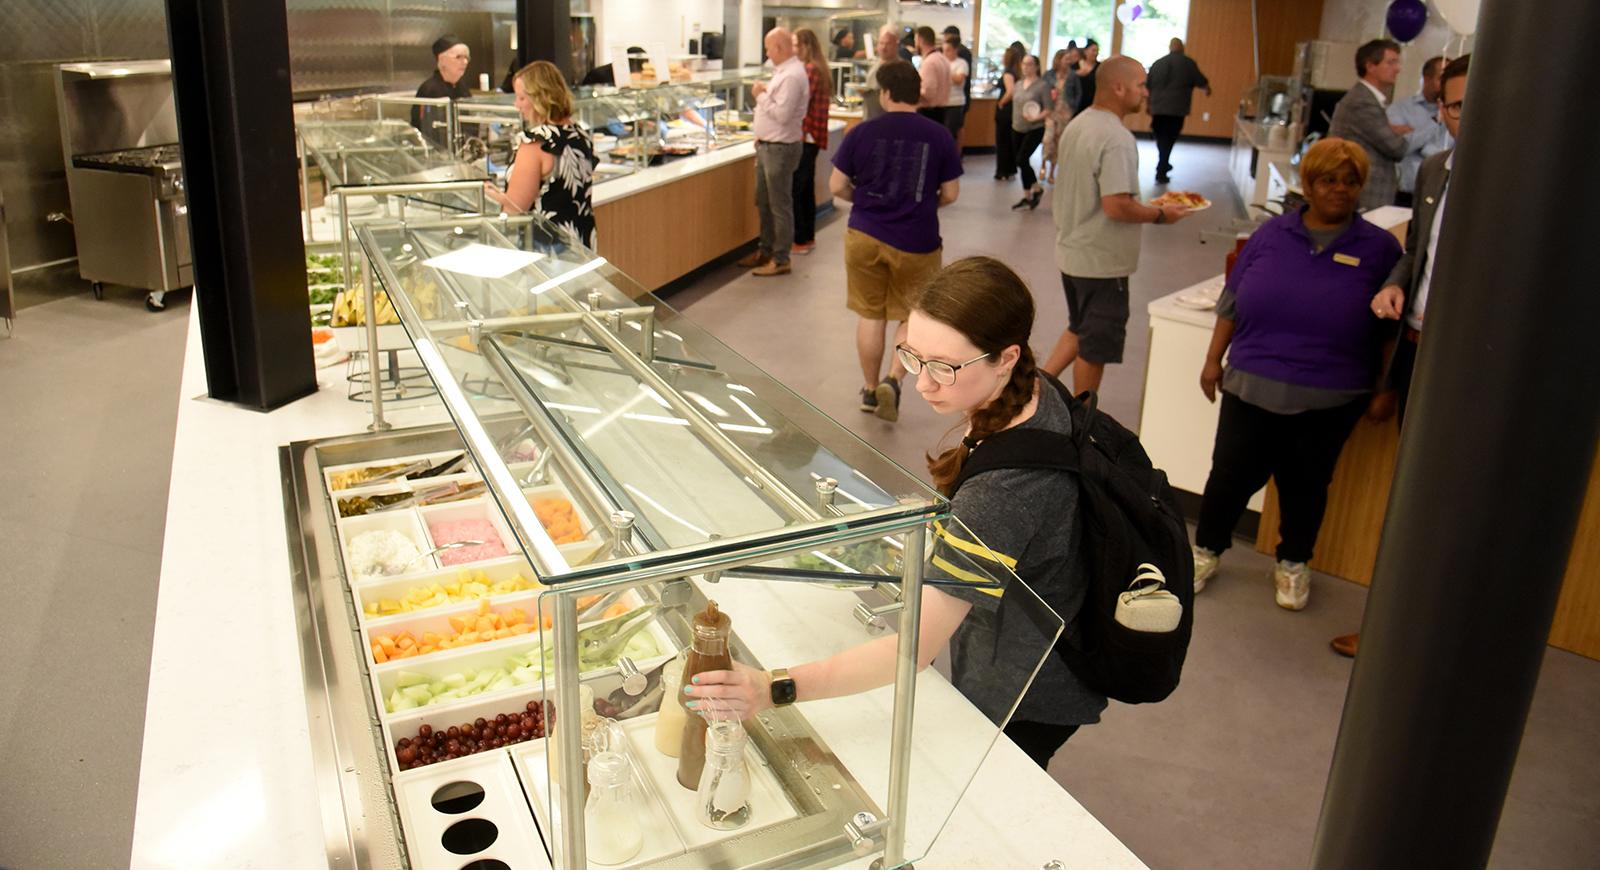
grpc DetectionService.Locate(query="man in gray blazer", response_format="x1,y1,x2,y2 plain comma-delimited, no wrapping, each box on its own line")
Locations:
1331,53,1470,660
1329,39,1413,211
1147,38,1210,184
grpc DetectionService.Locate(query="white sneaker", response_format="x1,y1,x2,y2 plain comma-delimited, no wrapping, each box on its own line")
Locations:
1274,560,1310,611
1192,545,1220,594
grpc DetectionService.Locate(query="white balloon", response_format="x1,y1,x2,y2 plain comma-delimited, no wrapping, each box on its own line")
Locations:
1434,0,1480,36
1116,2,1136,25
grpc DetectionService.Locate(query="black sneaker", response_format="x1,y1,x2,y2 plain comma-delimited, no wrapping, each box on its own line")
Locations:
872,377,901,422
859,387,878,413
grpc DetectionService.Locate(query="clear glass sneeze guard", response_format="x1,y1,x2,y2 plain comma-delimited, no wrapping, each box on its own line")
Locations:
318,211,1067,868
353,213,944,588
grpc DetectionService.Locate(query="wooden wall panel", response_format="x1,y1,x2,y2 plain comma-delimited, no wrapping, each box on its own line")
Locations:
961,97,998,149
1256,0,1325,76
1547,454,1600,657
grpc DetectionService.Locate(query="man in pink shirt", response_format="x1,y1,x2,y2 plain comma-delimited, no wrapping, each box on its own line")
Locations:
737,27,810,276
914,26,952,131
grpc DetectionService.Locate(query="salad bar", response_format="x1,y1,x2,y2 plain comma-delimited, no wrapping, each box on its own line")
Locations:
282,212,1061,869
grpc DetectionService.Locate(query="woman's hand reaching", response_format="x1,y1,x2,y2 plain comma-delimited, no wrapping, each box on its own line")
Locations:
681,662,773,722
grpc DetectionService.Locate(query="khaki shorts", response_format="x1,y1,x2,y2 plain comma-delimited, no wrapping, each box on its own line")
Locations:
844,228,942,322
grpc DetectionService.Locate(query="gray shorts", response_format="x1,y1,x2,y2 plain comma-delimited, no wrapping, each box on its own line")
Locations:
1061,274,1130,364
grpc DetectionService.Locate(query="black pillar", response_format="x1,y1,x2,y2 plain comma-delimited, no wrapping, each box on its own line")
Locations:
164,0,316,410
1312,1,1600,867
517,0,573,82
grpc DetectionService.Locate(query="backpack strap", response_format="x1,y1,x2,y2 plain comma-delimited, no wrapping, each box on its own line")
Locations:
953,428,1080,494
949,374,1099,495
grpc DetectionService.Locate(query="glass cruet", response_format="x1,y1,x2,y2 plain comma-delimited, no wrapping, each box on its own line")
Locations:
695,719,752,830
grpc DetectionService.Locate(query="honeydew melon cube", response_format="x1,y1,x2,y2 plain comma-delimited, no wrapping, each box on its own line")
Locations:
402,686,433,704
443,673,468,689
462,668,478,681
511,666,540,685
488,675,514,692
395,670,430,688
391,696,419,712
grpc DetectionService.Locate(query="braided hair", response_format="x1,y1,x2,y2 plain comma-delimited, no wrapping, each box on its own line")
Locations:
920,257,1040,495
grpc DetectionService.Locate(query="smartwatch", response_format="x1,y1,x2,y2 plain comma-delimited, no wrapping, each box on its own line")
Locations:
769,668,797,707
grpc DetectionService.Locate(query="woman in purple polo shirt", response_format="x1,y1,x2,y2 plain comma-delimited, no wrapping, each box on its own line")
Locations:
1190,138,1402,611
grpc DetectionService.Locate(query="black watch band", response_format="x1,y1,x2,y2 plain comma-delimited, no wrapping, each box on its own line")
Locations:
770,668,797,706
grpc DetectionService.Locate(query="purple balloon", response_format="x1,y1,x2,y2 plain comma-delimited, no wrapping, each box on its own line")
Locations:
1386,0,1428,43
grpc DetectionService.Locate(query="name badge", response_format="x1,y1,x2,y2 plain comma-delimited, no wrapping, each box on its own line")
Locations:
1333,253,1362,267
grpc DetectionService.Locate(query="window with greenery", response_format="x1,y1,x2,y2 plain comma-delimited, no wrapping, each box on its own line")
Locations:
979,0,1044,66
1118,0,1192,67
1049,0,1115,59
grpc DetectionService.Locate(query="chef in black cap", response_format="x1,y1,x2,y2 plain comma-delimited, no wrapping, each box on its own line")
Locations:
412,35,473,148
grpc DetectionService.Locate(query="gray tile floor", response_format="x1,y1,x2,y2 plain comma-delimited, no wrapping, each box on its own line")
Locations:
0,142,1594,870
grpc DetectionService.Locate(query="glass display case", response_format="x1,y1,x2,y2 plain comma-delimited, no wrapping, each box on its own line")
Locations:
282,211,1064,869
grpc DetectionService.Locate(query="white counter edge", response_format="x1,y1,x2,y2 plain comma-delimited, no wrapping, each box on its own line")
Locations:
131,297,1145,870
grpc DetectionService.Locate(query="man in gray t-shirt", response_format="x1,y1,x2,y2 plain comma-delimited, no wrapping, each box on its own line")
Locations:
1044,56,1190,394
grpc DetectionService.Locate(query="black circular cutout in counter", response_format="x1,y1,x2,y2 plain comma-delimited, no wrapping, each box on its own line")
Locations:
441,817,499,855
458,861,511,870
431,780,486,815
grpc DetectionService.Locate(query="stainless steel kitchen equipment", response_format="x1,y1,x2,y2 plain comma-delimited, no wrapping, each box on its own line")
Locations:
55,60,192,301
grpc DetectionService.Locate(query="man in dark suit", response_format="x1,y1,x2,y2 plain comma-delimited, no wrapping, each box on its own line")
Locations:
1147,38,1210,184
1331,53,1470,659
1329,39,1413,211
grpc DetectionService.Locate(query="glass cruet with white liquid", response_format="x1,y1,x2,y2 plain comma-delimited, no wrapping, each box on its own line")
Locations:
695,719,752,830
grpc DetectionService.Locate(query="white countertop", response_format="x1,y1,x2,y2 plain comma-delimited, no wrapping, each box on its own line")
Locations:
131,304,1145,869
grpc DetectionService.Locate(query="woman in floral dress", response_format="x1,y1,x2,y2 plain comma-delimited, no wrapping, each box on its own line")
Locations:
485,60,596,249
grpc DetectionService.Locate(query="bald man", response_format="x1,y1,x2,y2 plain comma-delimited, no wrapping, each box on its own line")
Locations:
740,27,810,276
1147,37,1211,183
1045,56,1190,394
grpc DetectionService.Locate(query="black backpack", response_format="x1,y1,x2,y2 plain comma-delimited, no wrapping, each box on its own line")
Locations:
951,375,1194,704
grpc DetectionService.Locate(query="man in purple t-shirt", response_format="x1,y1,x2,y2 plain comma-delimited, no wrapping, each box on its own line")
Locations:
830,60,963,422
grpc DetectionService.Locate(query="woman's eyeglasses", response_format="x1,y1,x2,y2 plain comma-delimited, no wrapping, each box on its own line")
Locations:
895,344,989,386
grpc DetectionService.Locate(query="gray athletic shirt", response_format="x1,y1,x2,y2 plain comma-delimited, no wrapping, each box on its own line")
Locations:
934,383,1109,727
